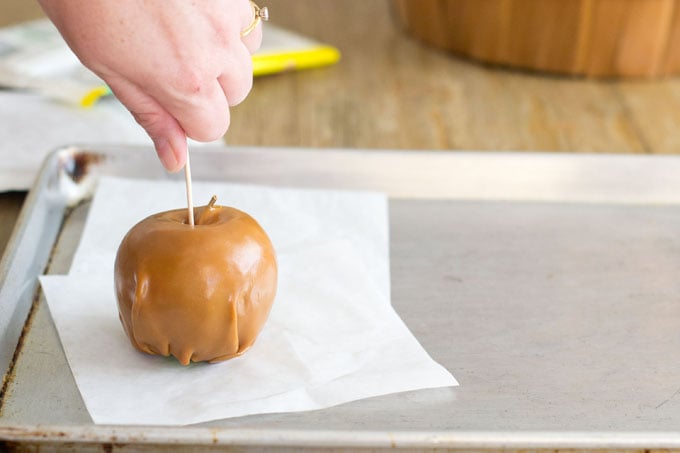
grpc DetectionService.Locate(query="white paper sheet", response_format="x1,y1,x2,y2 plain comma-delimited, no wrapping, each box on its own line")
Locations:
0,91,150,191
40,176,457,425
0,91,228,191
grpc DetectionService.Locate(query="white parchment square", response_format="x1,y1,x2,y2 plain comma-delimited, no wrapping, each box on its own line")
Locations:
40,176,457,425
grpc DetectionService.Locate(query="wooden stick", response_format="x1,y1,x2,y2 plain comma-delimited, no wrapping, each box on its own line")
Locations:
184,148,194,227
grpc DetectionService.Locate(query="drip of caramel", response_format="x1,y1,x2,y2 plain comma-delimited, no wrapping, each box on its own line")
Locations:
114,198,277,365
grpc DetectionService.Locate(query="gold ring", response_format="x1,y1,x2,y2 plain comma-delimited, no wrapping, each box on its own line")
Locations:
241,1,269,37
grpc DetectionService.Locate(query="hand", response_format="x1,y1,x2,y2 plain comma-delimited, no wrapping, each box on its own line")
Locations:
39,0,263,172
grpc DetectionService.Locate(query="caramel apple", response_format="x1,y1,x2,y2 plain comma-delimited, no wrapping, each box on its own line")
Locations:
114,196,277,365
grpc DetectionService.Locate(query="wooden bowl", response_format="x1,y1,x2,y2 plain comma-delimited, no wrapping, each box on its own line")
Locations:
392,0,680,78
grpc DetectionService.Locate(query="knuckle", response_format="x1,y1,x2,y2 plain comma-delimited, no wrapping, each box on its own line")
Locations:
170,66,213,99
131,110,166,137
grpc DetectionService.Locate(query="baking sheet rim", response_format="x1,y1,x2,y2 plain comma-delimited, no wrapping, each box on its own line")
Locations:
5,146,680,448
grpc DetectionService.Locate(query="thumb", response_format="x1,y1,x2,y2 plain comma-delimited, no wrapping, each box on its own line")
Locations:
107,77,187,172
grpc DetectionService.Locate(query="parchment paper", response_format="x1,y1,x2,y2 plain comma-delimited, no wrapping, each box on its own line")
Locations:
0,92,149,191
40,176,457,425
0,91,225,191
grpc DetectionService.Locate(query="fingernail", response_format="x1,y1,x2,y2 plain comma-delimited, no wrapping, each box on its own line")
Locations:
164,151,181,173
155,139,180,173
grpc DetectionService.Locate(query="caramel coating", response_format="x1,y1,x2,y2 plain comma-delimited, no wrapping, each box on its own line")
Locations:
114,202,277,365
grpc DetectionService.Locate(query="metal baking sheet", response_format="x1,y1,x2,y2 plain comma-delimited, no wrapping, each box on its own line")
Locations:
3,145,680,450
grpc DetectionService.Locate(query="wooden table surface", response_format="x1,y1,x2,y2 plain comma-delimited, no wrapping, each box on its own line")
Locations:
2,0,680,258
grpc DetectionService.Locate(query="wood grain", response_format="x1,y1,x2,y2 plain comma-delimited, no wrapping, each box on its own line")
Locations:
393,0,680,78
662,4,680,74
228,0,649,152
